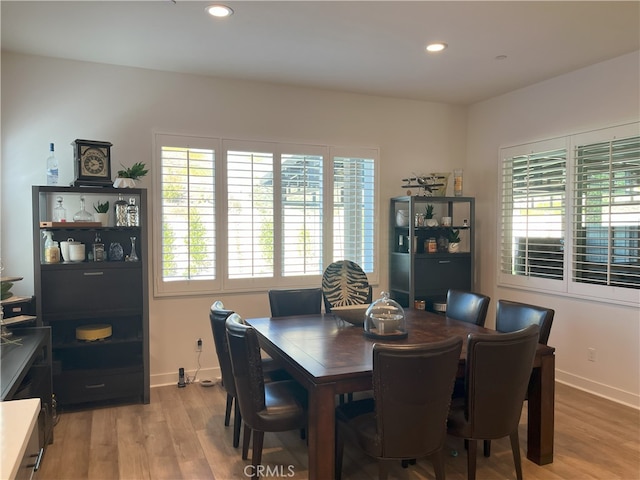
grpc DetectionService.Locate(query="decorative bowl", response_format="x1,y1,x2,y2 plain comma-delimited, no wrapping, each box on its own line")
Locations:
331,304,371,326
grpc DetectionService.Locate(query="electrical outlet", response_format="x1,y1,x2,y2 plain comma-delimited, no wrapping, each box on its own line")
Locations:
587,347,596,362
196,338,203,352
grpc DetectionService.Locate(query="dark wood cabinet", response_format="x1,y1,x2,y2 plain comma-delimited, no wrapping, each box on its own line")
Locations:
389,196,475,309
32,186,149,407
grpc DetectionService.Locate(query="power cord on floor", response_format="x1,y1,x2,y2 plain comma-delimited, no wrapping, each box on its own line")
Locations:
186,350,201,384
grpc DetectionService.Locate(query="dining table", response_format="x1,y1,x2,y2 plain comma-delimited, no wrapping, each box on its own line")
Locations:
245,308,555,480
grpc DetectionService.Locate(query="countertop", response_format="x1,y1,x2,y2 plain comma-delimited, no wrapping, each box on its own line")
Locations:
0,398,40,480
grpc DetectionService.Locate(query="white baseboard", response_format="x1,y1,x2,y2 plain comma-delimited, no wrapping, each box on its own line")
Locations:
151,367,221,388
556,369,639,410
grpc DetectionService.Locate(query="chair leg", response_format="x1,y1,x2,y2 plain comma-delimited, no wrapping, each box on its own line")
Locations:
233,401,242,448
252,430,265,480
242,425,251,460
335,424,344,480
466,439,477,480
509,430,524,480
377,459,389,480
429,451,446,480
484,439,491,457
224,393,233,426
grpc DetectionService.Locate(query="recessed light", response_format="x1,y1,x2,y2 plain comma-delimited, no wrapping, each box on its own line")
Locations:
426,42,448,53
206,4,233,17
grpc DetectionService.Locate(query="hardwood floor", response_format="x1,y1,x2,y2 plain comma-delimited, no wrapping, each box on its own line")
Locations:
38,382,639,479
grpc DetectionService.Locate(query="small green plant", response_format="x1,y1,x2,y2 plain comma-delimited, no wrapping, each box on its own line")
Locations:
425,204,434,219
447,227,460,243
93,200,110,213
117,162,149,180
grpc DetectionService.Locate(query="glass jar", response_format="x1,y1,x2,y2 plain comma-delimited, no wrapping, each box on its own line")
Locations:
126,198,139,227
53,196,66,222
114,194,128,227
364,291,408,339
427,237,437,253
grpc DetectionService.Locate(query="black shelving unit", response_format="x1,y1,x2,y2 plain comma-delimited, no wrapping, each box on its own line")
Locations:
32,186,149,406
389,196,475,310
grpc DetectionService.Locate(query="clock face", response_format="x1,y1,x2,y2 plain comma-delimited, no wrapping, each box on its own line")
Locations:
81,147,108,177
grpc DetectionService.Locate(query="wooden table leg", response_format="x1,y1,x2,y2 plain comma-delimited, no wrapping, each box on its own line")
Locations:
527,353,555,465
307,383,336,480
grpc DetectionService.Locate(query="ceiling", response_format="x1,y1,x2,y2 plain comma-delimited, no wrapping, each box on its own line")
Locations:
2,1,639,105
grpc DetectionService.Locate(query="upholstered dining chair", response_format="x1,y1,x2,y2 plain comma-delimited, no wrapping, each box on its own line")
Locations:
335,337,463,480
322,260,373,313
225,313,308,480
209,301,243,448
478,299,555,457
495,299,555,345
209,301,289,448
268,287,323,317
446,289,491,326
447,324,540,480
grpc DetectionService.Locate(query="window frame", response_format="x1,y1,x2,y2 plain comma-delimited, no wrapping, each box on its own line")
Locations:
498,122,639,306
153,133,379,297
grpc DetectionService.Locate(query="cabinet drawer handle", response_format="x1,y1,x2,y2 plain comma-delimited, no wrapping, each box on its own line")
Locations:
83,271,104,276
438,260,451,264
85,383,106,389
28,448,44,471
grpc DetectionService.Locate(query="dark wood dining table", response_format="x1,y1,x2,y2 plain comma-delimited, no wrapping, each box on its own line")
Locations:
246,309,555,480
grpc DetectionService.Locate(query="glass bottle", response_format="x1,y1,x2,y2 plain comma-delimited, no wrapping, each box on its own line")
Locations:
126,197,139,227
114,194,128,227
73,196,95,222
127,236,139,262
53,196,66,222
46,143,58,186
92,232,105,262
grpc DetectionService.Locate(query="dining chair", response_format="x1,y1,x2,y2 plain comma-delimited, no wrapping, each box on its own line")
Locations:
209,301,243,448
209,301,289,448
335,337,463,480
478,299,556,457
268,287,323,317
447,324,540,480
322,260,372,312
225,313,308,480
446,289,491,326
495,299,555,345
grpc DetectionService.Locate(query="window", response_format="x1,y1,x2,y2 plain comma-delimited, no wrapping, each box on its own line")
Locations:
499,123,639,305
154,134,378,296
572,131,640,293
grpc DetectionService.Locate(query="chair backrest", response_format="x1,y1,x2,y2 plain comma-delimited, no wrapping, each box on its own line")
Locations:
225,313,266,426
372,337,463,458
209,301,237,397
322,260,372,312
268,288,323,317
495,299,555,345
446,289,490,326
464,324,540,439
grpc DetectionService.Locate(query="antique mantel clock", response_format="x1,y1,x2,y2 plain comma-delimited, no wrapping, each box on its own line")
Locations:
72,139,113,187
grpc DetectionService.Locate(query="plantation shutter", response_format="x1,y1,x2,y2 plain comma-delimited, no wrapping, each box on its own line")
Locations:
572,135,640,289
499,145,566,282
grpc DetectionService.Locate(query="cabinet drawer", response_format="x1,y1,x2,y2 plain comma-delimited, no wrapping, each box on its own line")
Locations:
55,367,142,405
41,266,141,318
415,256,471,297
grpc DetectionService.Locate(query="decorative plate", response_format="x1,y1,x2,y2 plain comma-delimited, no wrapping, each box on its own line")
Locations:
322,260,370,308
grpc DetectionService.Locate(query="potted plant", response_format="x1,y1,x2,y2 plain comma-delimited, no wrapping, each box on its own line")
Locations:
425,204,438,227
113,162,149,188
93,200,110,226
447,228,461,253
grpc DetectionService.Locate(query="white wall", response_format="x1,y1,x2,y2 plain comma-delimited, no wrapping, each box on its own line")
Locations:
1,52,466,385
467,51,640,407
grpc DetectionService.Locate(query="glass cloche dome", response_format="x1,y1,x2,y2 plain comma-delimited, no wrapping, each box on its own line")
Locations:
364,292,408,339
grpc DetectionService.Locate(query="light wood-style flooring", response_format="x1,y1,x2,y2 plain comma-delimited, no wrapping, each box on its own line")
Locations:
38,382,639,479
